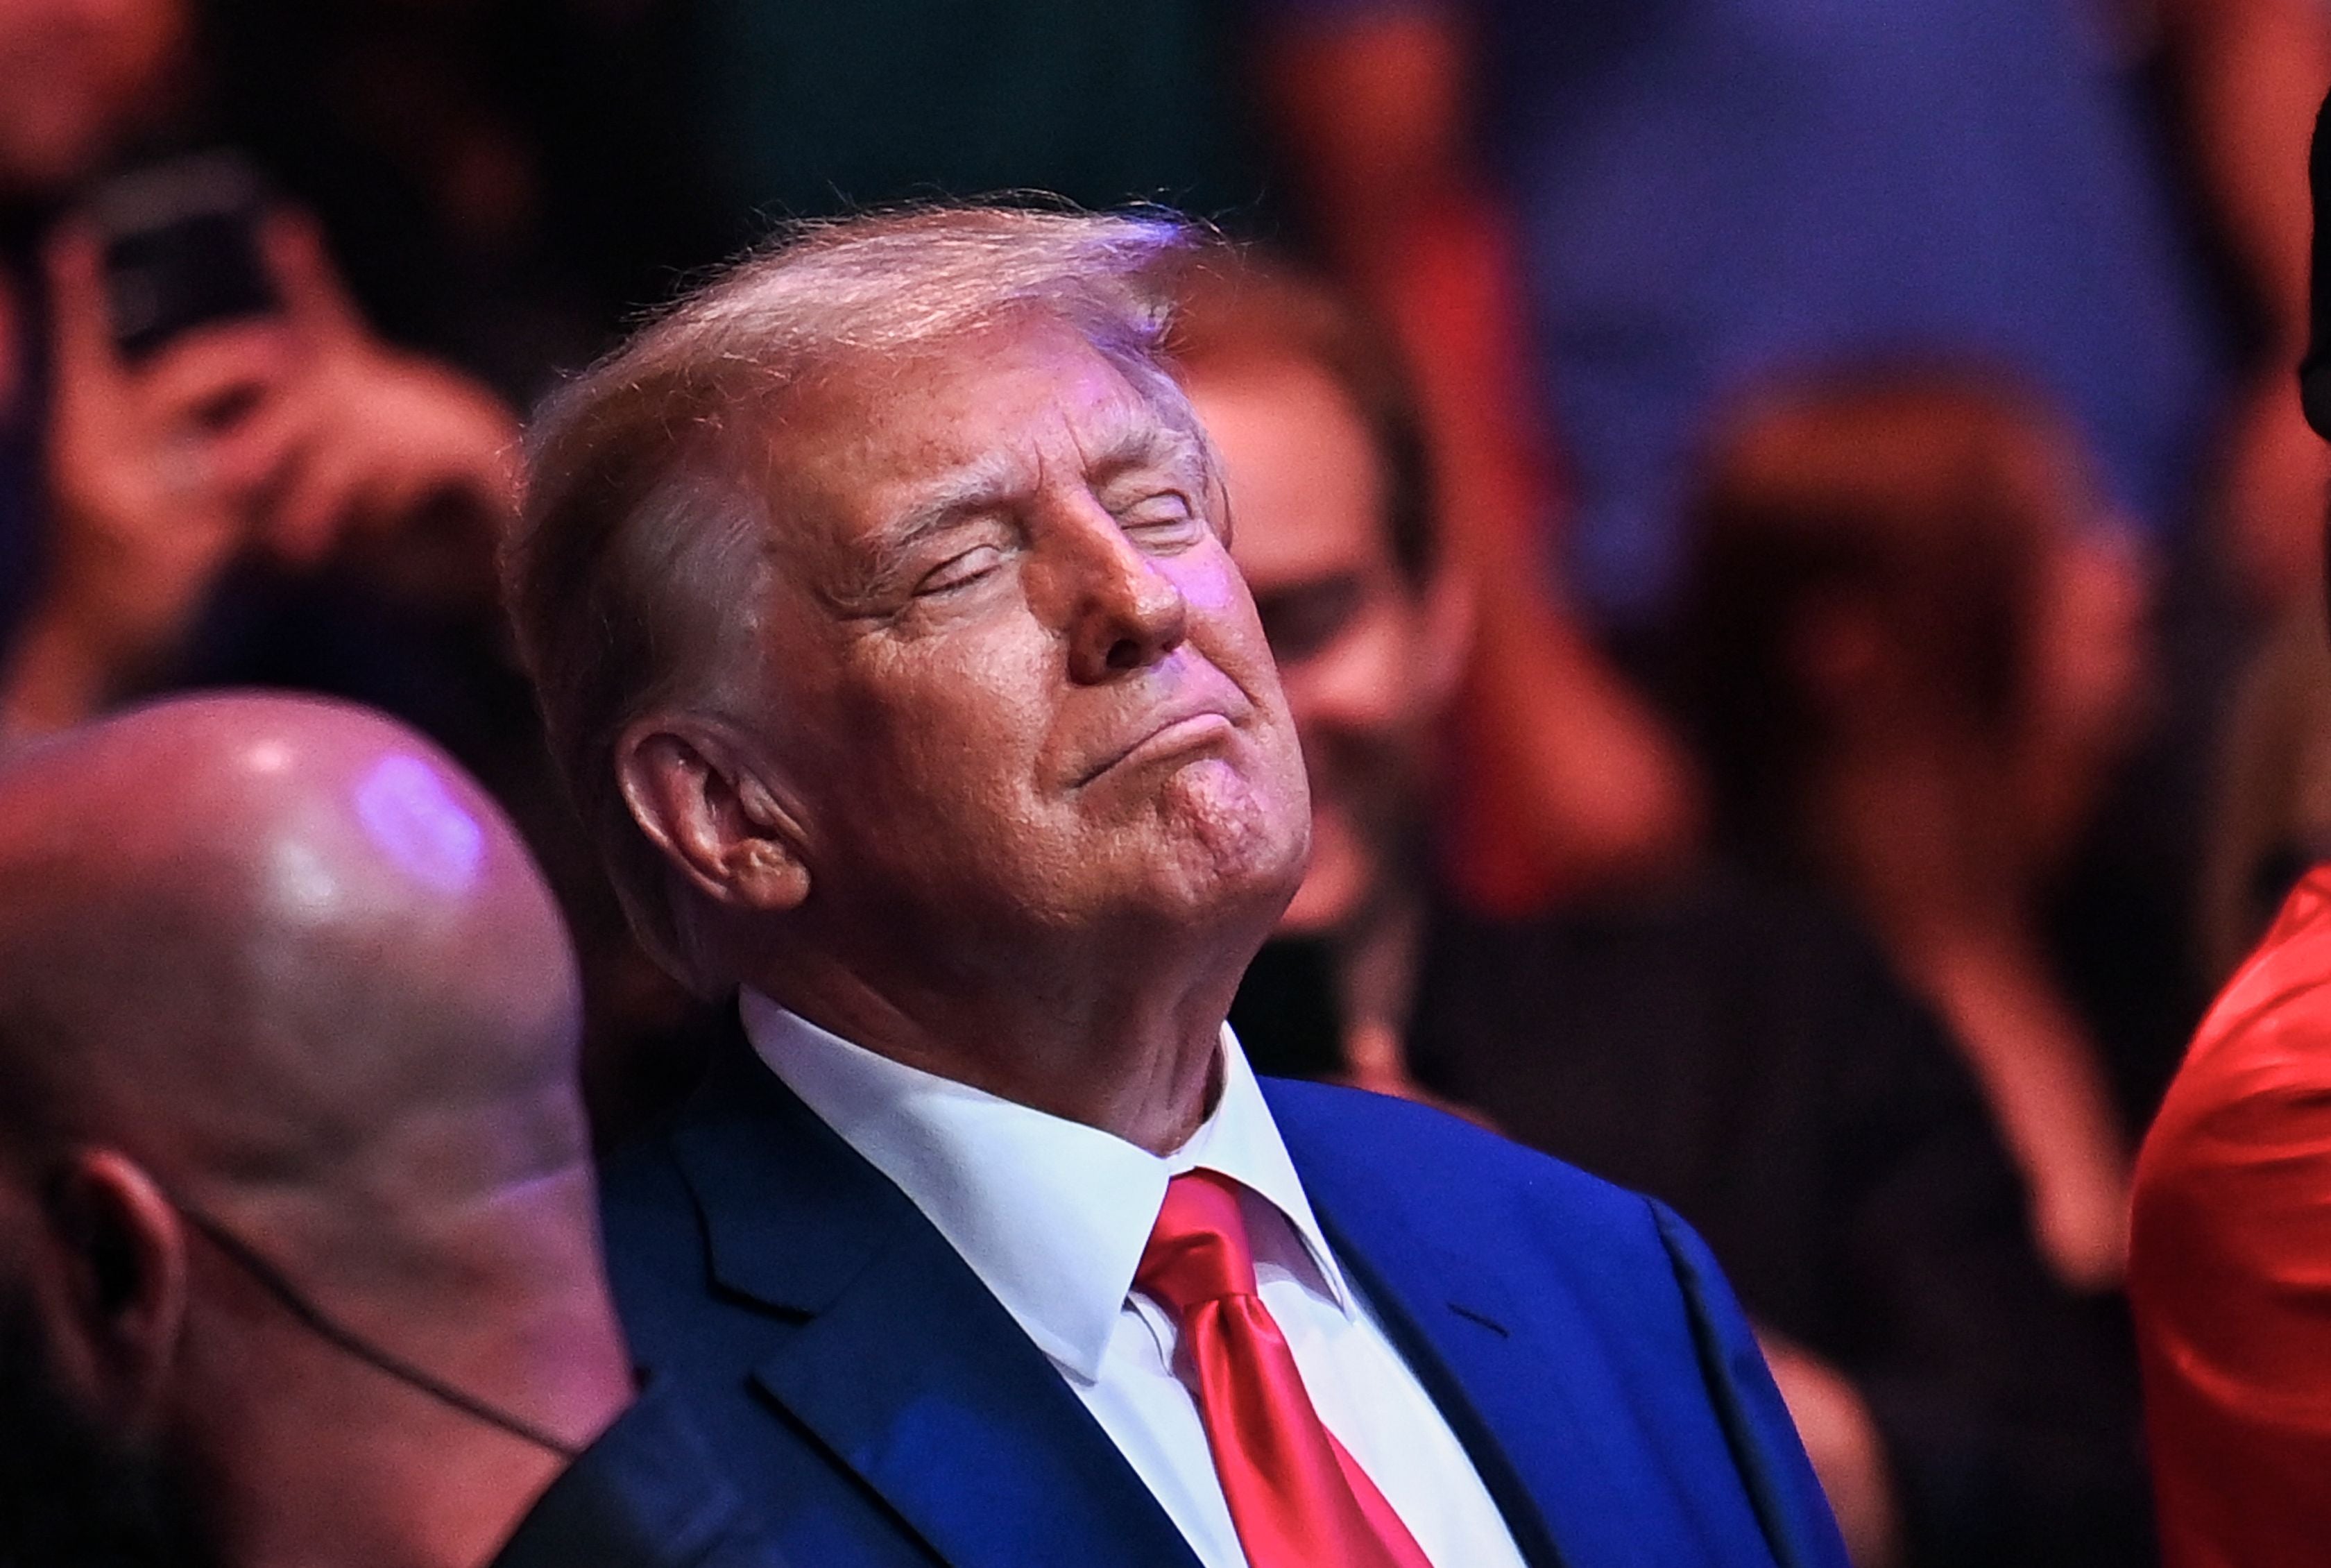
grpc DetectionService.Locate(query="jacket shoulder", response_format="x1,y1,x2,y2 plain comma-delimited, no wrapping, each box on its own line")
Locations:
1263,1077,1850,1568
1259,1074,1662,1238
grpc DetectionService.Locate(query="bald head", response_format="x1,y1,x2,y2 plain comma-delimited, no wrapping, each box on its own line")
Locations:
0,694,585,1270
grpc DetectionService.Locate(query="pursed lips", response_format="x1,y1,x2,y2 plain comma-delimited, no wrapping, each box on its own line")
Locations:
1073,687,1254,787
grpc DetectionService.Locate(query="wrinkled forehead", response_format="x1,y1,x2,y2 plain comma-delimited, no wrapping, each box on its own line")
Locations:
757,318,1213,541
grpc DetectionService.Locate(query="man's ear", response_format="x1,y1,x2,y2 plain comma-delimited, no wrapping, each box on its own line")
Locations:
40,1149,187,1433
1416,556,1479,719
616,717,812,914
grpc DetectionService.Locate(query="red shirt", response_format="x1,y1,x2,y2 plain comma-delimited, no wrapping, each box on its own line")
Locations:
2131,866,2331,1567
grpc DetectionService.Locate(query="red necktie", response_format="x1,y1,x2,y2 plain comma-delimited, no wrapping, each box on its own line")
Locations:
1136,1170,1435,1568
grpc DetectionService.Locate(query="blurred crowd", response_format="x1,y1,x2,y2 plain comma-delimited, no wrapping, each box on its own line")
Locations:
6,2,2331,1565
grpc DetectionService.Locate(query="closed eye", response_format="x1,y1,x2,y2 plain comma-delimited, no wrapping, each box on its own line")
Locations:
914,543,1007,595
1120,493,1206,552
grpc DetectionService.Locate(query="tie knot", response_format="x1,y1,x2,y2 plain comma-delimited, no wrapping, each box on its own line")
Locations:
1137,1170,1259,1317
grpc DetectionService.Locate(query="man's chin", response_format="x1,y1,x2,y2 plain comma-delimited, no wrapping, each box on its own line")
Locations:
1136,755,1308,882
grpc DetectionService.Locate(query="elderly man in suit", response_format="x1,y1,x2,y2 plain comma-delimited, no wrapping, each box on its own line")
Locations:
506,207,1848,1568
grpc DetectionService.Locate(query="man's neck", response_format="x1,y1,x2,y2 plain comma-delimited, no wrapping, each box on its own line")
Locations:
751,939,1249,1156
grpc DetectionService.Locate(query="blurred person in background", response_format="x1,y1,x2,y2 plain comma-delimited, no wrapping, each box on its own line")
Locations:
2130,855,2331,1567
2124,86,2331,1568
198,0,715,401
0,692,781,1568
1249,0,2325,637
0,0,717,1149
1193,255,2155,1567
1681,369,2153,1299
1249,0,2331,1104
2197,80,2331,984
0,0,522,734
2192,593,2331,985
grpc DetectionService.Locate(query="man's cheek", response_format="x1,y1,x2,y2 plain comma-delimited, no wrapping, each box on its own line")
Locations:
1175,549,1256,620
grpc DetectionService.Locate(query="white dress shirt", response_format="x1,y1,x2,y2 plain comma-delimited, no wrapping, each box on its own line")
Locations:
740,989,1530,1568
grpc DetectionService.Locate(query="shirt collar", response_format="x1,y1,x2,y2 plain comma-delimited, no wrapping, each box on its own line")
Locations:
737,988,1352,1382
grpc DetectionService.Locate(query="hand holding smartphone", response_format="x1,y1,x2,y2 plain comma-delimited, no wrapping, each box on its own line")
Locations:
86,151,278,360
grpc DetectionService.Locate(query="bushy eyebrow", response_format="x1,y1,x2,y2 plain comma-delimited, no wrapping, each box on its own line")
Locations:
862,452,1025,570
1087,418,1210,495
861,411,1209,571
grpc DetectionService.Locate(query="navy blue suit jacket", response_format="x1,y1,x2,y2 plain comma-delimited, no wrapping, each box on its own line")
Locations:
601,1025,1849,1568
491,1381,786,1567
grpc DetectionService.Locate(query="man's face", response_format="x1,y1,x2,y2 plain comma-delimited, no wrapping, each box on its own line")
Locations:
1190,358,1442,935
742,321,1309,965
0,0,181,196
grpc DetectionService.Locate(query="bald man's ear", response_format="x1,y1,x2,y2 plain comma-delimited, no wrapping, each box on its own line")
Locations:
617,717,812,914
40,1150,187,1433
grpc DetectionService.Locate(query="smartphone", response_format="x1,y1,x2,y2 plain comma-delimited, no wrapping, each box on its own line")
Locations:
86,151,278,360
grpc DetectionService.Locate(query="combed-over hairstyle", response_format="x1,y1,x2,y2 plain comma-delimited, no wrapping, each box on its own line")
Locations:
504,205,1213,983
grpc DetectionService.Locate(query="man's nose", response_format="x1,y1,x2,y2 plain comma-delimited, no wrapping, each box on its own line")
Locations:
1040,511,1190,683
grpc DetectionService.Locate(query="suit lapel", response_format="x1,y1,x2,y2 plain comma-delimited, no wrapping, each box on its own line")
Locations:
668,1023,1202,1568
1271,1086,1619,1568
1306,1195,1581,1568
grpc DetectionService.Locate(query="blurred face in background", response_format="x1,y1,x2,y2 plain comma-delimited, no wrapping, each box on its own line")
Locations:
1191,354,1463,936
1694,373,2152,874
0,0,184,197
